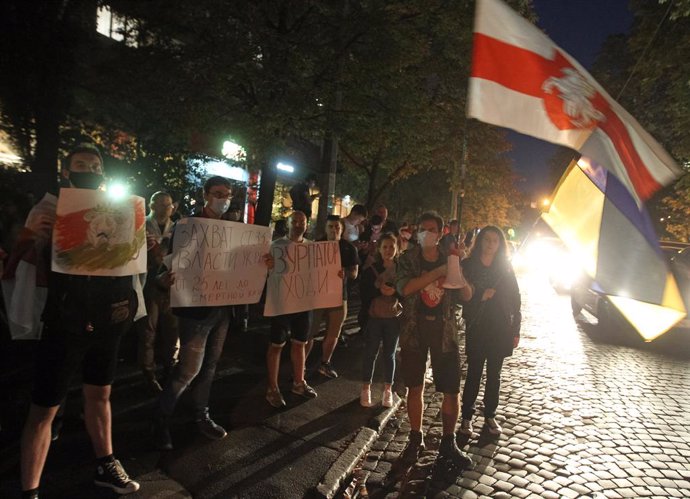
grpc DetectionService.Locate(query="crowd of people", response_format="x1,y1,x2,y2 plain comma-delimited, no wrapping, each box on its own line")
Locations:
1,144,522,498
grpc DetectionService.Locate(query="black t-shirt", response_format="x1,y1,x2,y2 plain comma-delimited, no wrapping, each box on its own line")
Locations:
417,253,446,316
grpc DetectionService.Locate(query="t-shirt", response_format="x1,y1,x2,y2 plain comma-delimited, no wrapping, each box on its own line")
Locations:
343,219,360,242
339,239,358,300
418,253,445,316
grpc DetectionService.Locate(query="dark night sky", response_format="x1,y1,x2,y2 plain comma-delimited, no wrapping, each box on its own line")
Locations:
508,0,633,199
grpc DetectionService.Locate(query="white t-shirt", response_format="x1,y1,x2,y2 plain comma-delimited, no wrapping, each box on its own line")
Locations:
343,219,359,243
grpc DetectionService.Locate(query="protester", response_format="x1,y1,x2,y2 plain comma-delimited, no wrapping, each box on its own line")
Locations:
152,176,234,451
395,211,473,472
306,215,358,378
10,144,140,498
342,204,368,243
263,211,318,408
138,191,179,393
360,233,400,408
358,214,383,270
289,174,319,220
439,219,461,254
459,226,521,437
374,204,398,234
397,224,413,254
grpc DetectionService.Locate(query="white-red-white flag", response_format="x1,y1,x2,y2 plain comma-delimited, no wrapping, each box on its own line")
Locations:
467,0,681,202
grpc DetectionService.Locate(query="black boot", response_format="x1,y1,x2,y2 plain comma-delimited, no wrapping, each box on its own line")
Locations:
400,430,426,464
195,408,227,440
437,434,473,471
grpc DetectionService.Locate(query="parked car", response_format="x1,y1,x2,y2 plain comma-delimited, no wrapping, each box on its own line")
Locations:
571,242,690,338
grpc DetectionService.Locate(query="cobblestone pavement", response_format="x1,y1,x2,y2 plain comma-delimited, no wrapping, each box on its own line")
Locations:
355,274,690,498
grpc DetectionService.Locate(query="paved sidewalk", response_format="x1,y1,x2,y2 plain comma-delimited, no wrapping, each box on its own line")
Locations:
354,277,690,498
0,303,402,498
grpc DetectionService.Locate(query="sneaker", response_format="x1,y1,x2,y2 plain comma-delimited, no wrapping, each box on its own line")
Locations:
486,417,502,435
266,388,286,408
360,387,373,407
438,435,474,472
151,418,173,451
458,418,473,436
292,381,318,398
196,415,227,440
318,361,338,379
94,458,140,494
382,388,394,408
401,431,425,464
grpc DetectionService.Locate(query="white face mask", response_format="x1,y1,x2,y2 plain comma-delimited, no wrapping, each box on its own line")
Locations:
417,230,437,248
211,198,230,215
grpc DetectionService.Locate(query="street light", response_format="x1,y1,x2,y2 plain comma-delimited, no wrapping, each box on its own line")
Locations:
276,162,295,173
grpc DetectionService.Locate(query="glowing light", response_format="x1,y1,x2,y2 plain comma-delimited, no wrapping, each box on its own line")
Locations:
542,198,551,207
222,140,246,161
107,182,129,199
277,162,295,173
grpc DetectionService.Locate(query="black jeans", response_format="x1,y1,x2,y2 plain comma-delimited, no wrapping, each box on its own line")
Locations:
461,355,504,419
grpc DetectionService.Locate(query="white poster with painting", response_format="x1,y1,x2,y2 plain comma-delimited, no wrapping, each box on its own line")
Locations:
51,188,147,276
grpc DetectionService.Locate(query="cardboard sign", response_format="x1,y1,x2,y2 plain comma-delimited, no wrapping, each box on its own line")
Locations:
170,217,271,307
52,188,146,276
264,240,343,316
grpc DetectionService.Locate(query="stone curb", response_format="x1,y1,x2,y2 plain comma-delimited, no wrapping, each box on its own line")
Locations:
314,397,402,499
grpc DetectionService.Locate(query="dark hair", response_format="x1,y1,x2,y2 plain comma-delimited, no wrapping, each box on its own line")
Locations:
468,225,509,267
63,143,103,171
326,214,340,222
203,176,232,194
349,204,368,218
306,173,318,183
419,211,443,232
369,214,383,226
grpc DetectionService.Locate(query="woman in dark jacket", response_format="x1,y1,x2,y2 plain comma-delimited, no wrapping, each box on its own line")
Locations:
459,226,521,436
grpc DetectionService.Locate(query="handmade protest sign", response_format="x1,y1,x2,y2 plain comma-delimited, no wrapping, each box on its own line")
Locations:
264,240,342,316
170,218,271,307
52,188,146,276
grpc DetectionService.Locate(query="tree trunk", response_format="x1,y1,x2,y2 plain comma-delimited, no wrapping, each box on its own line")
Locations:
31,105,61,196
255,159,277,227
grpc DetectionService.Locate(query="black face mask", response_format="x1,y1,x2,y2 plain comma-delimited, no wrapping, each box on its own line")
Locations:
69,172,104,190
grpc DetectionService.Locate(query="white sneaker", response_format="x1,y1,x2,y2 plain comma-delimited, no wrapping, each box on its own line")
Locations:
486,417,502,435
360,387,373,407
382,388,394,408
458,418,474,436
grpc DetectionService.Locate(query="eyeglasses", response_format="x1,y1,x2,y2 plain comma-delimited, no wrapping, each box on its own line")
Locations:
208,191,232,200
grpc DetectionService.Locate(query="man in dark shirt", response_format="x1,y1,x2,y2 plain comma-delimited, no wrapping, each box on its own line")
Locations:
289,173,319,219
15,144,139,498
306,215,359,378
395,211,474,473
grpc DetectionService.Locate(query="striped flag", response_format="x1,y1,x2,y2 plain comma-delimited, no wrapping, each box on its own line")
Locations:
542,159,686,341
468,0,681,203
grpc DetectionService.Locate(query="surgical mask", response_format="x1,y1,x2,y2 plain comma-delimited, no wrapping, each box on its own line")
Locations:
69,172,104,190
211,198,230,215
417,230,436,248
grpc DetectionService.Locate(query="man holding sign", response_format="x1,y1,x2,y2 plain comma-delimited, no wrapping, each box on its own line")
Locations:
10,144,140,498
152,176,235,451
263,211,320,408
